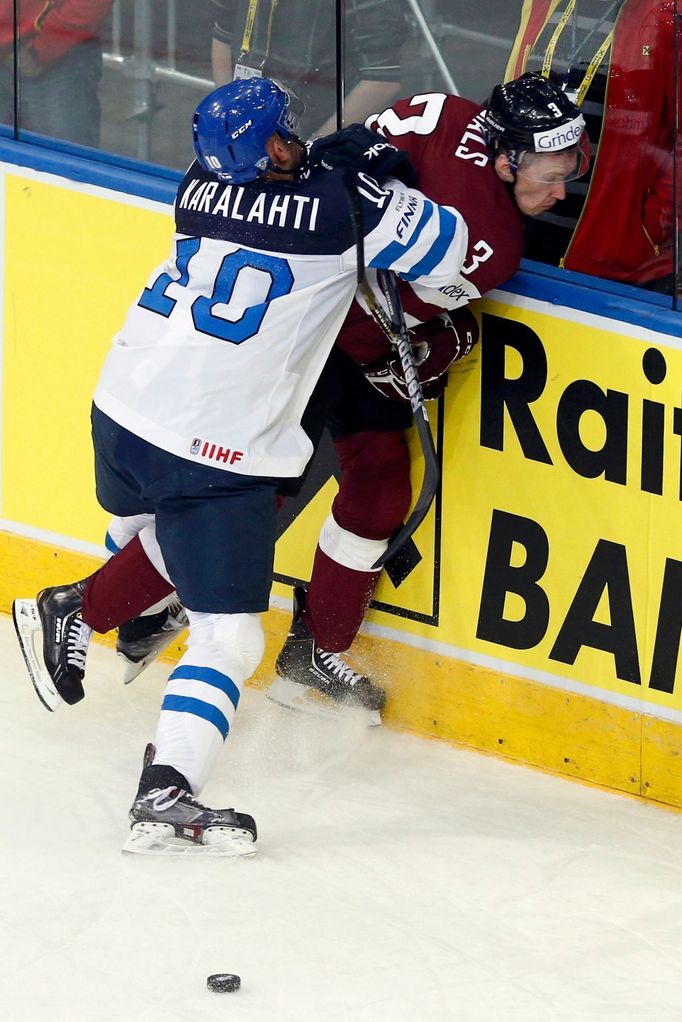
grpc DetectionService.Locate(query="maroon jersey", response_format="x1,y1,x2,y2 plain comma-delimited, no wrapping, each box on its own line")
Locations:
338,93,524,362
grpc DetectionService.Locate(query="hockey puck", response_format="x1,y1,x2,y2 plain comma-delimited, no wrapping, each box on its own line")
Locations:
207,973,241,993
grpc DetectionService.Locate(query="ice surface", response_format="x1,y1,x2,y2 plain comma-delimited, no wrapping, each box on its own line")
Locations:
2,612,682,1022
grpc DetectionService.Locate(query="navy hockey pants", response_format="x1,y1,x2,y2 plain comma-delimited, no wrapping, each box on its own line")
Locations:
91,404,279,614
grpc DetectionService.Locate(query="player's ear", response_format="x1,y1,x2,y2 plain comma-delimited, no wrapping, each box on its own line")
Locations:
494,151,515,183
267,133,299,171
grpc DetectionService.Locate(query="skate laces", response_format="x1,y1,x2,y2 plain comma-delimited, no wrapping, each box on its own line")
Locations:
66,616,92,670
166,599,189,628
145,786,185,811
316,649,364,687
144,786,212,813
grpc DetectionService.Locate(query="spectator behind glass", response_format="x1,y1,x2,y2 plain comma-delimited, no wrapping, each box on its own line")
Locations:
506,0,679,291
0,0,114,148
209,0,408,136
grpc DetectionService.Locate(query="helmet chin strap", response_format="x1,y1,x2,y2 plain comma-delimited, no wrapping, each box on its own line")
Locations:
492,149,520,205
498,174,518,209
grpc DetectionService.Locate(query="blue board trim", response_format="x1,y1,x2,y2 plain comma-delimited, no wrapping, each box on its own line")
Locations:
0,131,181,205
496,259,682,339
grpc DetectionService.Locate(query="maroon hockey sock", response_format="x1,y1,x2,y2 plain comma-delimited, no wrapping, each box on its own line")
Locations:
303,546,380,653
82,535,174,634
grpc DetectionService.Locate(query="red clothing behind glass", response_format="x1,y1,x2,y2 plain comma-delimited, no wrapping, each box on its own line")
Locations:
0,1,112,67
508,0,678,284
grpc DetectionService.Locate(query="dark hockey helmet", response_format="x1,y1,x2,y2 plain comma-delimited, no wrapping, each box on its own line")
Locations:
484,73,589,182
192,77,304,184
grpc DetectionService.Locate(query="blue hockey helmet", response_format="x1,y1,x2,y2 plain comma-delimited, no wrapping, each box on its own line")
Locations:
192,77,304,184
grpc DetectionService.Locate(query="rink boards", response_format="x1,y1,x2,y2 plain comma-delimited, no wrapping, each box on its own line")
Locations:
2,149,682,807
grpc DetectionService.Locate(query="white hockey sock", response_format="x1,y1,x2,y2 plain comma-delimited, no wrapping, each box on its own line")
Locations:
152,611,264,793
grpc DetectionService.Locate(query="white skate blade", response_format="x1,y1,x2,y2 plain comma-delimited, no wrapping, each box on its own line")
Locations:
266,675,382,727
122,821,257,858
117,627,187,685
12,599,63,712
118,651,154,686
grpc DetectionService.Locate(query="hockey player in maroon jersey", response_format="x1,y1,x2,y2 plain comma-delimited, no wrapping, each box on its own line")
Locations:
16,74,590,734
267,73,590,718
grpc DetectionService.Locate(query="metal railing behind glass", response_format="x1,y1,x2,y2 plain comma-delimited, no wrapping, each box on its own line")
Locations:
104,0,211,161
102,0,467,162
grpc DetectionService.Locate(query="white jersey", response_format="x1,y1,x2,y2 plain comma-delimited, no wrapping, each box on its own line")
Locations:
93,162,468,478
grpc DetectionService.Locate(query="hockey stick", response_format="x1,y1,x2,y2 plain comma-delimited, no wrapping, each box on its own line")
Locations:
344,174,440,570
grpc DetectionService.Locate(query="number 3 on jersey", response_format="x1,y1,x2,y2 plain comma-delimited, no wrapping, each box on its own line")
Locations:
138,237,294,343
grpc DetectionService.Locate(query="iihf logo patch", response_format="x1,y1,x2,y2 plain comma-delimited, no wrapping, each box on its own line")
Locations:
191,438,245,465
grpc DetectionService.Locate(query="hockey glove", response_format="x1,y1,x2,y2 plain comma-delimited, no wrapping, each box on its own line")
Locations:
361,307,480,402
305,124,416,185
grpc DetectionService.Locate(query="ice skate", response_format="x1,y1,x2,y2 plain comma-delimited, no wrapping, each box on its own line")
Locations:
117,599,188,684
123,785,257,857
267,586,385,726
13,580,92,711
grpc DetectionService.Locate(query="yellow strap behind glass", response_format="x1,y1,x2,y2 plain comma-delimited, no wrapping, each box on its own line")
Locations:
240,0,279,64
541,0,576,78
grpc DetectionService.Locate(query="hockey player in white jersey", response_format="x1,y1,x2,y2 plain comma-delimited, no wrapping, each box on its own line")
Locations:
14,77,471,855
39,74,588,730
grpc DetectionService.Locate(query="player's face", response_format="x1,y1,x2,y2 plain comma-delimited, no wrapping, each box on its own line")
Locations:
512,169,568,216
512,147,587,216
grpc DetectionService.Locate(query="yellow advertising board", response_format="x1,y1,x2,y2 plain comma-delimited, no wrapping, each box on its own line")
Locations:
2,168,174,546
274,296,682,721
442,299,682,714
